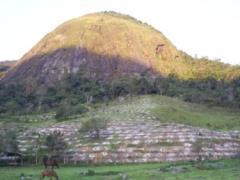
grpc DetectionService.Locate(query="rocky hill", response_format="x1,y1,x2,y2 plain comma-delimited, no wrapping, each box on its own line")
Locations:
2,12,240,91
0,60,16,78
0,12,240,114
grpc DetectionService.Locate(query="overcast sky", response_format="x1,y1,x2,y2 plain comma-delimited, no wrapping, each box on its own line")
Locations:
0,0,240,65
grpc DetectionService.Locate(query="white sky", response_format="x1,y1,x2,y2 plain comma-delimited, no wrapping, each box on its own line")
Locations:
0,0,240,65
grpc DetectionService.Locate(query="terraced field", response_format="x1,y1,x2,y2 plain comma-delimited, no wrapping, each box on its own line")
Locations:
3,95,238,164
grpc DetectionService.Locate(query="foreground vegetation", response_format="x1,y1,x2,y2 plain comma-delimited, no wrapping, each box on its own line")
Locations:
0,159,239,180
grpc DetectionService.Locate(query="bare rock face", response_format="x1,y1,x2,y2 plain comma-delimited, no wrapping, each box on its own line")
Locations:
1,12,179,90
2,12,240,91
0,60,16,78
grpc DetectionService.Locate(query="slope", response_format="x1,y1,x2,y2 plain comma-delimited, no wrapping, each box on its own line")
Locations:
2,11,240,90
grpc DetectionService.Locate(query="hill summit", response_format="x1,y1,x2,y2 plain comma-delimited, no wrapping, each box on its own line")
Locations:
1,12,188,88
1,12,240,101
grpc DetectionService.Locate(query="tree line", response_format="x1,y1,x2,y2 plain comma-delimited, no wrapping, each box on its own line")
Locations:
0,72,240,116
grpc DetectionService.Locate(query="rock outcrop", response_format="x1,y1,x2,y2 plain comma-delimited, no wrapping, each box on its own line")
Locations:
2,12,178,91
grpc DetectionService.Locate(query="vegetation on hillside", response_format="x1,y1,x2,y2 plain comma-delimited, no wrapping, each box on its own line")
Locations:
150,96,240,130
0,129,18,153
0,71,240,115
44,131,67,155
1,94,240,131
0,11,240,121
79,116,108,139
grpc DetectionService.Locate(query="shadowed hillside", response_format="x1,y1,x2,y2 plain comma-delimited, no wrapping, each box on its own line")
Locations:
2,12,240,87
2,47,154,92
0,12,240,114
0,60,16,78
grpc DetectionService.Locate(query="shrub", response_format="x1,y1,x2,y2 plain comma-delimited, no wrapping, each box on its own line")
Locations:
0,129,19,153
44,131,67,155
55,103,88,121
79,116,108,139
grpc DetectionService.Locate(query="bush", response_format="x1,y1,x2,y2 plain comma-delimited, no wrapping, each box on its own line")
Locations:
79,117,108,139
55,104,73,120
55,103,88,121
44,131,67,155
80,169,95,176
0,129,19,153
75,104,88,114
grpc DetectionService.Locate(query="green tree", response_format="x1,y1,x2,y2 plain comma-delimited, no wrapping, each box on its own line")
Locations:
32,132,45,165
45,131,67,156
55,101,88,121
79,116,108,139
0,129,19,153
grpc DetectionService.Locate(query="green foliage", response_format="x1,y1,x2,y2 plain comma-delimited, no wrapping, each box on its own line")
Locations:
0,84,28,114
0,129,19,153
1,73,240,117
80,169,95,176
79,116,108,139
23,132,46,165
44,131,67,155
55,102,88,121
108,134,119,151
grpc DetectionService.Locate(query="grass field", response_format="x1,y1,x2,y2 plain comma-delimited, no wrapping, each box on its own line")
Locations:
150,95,240,130
0,159,239,180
